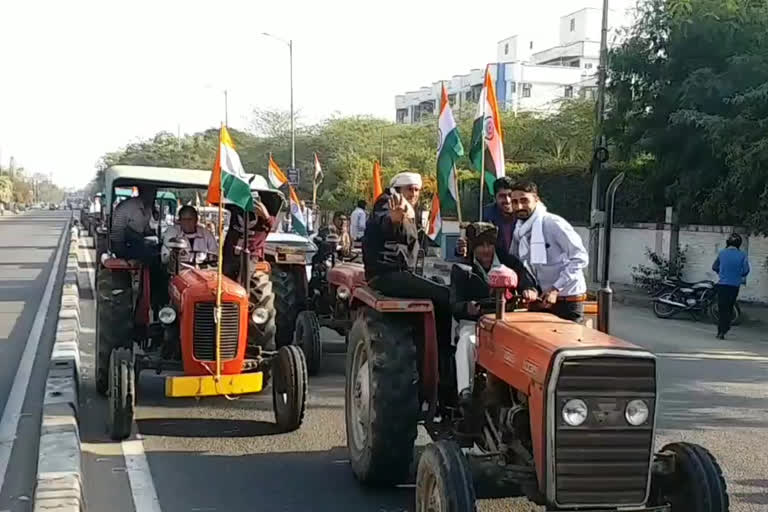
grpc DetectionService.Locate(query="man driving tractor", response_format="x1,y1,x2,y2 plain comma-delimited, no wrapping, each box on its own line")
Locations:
362,171,452,346
222,199,274,281
161,205,218,264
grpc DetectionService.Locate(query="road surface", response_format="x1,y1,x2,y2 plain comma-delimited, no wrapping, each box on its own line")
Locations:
0,210,70,512
77,237,768,512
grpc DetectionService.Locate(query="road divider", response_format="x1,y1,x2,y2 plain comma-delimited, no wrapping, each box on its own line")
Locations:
33,220,84,512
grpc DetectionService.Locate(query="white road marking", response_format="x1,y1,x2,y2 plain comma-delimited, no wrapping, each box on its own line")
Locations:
657,351,768,363
82,247,162,512
0,222,67,492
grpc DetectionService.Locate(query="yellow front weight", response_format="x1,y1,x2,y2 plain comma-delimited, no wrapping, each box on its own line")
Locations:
165,372,264,398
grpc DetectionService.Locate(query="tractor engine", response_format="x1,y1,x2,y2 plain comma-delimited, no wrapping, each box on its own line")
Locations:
168,268,249,376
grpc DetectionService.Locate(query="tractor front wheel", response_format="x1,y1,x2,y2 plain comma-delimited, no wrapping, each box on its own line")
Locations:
294,310,322,376
248,269,276,352
108,347,135,441
272,345,307,432
345,307,419,486
96,268,132,396
415,441,476,512
650,442,729,511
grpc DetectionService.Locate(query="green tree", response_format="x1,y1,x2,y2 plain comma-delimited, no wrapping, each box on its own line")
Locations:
606,0,768,233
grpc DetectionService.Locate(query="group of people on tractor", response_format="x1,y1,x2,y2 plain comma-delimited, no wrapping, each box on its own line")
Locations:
107,184,276,314
361,171,589,407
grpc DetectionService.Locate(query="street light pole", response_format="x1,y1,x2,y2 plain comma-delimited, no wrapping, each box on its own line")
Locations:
289,39,295,169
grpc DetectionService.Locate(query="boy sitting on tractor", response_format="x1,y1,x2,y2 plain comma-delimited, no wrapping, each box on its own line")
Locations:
451,222,539,407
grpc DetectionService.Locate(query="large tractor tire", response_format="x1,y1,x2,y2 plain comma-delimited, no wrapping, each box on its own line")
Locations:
345,308,419,486
415,441,477,512
95,268,133,397
248,269,276,352
650,442,729,511
270,266,306,348
272,345,308,432
108,346,135,441
294,310,322,376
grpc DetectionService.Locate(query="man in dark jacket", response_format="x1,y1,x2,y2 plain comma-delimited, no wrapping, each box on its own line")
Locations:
451,222,536,405
362,171,451,345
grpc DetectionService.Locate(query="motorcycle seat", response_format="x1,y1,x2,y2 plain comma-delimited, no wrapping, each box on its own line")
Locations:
692,281,714,290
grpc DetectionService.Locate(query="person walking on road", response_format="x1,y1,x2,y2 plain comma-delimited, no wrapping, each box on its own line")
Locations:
507,181,589,322
712,233,750,339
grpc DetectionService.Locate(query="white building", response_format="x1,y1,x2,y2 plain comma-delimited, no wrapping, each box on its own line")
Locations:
395,7,617,124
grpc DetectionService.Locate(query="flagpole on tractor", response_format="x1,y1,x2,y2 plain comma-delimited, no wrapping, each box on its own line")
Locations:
214,126,225,380
453,164,463,224
312,152,318,206
478,131,486,222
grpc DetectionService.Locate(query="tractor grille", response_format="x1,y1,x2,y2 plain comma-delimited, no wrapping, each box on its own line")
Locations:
553,356,655,506
193,302,240,361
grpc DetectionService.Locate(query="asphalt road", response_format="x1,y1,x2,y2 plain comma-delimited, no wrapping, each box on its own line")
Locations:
77,237,768,512
0,210,71,512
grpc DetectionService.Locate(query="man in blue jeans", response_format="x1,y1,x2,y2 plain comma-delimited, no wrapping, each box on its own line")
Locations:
712,233,750,339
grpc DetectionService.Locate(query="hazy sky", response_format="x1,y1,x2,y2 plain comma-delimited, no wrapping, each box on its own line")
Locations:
0,0,632,188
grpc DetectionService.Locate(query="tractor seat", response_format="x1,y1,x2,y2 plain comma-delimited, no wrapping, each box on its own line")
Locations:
103,257,143,271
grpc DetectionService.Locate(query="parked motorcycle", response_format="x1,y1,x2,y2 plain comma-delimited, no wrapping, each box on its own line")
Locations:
652,278,741,325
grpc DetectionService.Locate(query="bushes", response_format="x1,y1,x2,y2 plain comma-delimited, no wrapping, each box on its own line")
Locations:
631,246,688,295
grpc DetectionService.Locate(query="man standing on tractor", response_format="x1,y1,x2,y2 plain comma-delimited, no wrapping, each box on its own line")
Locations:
161,205,218,264
222,199,274,282
362,172,452,346
507,181,589,322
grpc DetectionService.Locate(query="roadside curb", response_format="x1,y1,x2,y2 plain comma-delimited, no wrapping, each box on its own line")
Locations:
33,219,84,512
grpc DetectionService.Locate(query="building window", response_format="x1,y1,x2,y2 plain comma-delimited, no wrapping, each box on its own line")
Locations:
504,43,509,55
396,109,408,124
529,41,533,50
570,18,575,32
522,83,532,98
509,82,517,94
585,63,593,69
564,86,573,98
570,60,580,67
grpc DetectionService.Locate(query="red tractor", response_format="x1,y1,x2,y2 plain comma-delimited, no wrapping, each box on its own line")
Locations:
96,166,307,440
341,262,729,511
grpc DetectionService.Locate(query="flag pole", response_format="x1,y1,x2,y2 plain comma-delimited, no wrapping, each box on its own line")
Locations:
478,134,485,222
312,153,318,206
214,126,225,380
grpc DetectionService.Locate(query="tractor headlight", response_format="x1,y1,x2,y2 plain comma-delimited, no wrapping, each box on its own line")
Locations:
562,399,588,427
625,399,650,426
251,307,269,325
337,286,351,300
158,306,176,325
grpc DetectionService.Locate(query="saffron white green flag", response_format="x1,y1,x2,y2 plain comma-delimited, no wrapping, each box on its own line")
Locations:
469,65,505,196
426,193,442,241
437,84,464,214
207,125,254,212
268,155,307,236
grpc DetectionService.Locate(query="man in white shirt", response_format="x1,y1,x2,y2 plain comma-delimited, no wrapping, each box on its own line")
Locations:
508,181,589,322
349,199,367,242
110,185,156,259
161,205,218,264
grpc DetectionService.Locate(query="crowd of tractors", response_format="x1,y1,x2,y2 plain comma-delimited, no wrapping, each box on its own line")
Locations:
83,164,728,512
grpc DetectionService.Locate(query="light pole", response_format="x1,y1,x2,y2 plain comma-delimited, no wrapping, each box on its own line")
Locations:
262,32,295,170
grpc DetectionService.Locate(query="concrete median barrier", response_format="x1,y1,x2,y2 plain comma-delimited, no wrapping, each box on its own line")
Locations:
34,220,84,512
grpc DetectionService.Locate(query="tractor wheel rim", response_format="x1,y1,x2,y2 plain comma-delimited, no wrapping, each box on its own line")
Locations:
350,346,369,451
421,473,441,512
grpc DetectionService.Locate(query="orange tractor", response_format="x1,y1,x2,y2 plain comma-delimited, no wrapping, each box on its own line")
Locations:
340,260,728,510
96,166,307,440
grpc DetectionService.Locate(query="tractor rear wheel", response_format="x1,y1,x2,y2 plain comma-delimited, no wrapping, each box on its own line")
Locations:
650,442,729,511
248,269,276,352
415,441,477,512
294,310,322,376
108,346,135,441
96,268,132,397
271,266,306,348
272,345,307,432
345,307,419,486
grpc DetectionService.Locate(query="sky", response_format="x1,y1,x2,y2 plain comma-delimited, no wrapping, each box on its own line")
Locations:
0,0,633,189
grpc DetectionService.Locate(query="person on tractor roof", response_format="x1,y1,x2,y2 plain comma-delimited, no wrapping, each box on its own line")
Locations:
451,222,538,407
221,199,274,281
160,205,218,264
362,171,452,346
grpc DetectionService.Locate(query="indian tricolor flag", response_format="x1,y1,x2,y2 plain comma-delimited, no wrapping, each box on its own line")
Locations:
437,84,464,214
469,65,505,196
207,125,254,212
268,155,307,236
426,193,442,241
